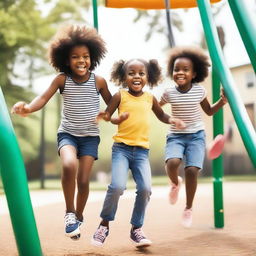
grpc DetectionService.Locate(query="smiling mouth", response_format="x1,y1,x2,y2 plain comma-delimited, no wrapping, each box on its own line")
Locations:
77,66,86,71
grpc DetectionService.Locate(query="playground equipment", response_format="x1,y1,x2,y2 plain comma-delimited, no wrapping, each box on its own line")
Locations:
0,88,43,256
99,0,256,228
105,0,221,9
0,1,255,254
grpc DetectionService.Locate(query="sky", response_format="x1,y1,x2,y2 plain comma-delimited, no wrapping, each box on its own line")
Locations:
34,0,256,95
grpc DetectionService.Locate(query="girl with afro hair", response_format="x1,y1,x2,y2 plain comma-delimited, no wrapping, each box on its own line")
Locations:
12,25,112,240
160,46,227,228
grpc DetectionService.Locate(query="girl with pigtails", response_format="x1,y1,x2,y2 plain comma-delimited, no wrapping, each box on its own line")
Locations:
91,58,185,248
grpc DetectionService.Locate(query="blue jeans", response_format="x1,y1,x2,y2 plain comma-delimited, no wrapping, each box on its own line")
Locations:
100,143,152,228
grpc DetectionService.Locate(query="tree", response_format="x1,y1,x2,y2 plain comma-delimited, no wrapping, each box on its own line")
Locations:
0,0,89,168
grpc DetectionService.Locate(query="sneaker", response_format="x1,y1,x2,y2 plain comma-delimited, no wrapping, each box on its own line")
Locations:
64,212,80,238
71,219,83,240
130,228,152,248
91,225,109,247
182,208,193,228
169,176,183,205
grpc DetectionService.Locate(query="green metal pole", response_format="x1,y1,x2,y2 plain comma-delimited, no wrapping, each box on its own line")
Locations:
228,0,256,73
212,68,224,228
92,0,98,30
0,88,43,256
197,0,256,169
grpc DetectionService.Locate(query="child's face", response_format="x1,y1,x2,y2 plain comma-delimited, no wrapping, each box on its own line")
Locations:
173,57,196,89
125,60,147,96
68,45,91,80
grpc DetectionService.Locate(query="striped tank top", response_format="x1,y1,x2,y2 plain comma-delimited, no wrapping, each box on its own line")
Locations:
58,73,100,136
161,83,206,134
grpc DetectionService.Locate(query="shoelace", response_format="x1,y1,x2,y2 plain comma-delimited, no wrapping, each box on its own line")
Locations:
132,228,146,241
94,226,108,241
64,213,77,226
183,209,192,218
171,185,178,191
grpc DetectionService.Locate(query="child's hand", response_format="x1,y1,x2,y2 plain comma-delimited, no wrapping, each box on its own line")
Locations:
96,111,110,123
220,88,228,104
111,112,129,125
11,101,30,117
169,118,186,129
119,112,129,122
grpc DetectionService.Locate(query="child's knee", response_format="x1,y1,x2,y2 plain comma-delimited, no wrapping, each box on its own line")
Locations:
166,158,181,170
185,166,199,177
137,186,151,199
108,184,125,196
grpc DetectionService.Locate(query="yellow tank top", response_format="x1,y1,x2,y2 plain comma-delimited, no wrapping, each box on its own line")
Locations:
113,89,153,149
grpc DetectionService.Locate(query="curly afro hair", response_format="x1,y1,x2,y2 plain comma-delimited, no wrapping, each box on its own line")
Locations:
167,46,211,83
48,24,107,74
110,58,163,89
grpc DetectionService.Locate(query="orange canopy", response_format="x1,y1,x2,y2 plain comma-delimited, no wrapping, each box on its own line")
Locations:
105,0,222,9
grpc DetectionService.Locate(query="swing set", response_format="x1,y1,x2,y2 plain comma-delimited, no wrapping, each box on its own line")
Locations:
0,0,255,255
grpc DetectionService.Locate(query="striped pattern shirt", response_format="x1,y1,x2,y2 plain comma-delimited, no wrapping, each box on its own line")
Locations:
58,73,100,136
161,83,206,134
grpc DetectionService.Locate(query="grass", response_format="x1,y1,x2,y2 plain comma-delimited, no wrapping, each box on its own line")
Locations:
1,174,256,194
26,174,256,191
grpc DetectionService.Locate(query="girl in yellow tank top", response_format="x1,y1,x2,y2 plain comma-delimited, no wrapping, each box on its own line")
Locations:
91,59,185,248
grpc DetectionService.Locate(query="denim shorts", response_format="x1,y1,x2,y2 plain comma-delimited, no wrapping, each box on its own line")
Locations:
165,130,206,169
57,132,100,159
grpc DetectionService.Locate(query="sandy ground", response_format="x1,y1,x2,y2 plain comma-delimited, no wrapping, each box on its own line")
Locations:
0,181,256,256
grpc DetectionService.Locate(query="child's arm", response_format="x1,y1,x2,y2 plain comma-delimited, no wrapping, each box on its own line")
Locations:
159,90,169,106
201,88,228,116
96,91,128,125
96,75,112,105
152,97,186,129
11,74,64,117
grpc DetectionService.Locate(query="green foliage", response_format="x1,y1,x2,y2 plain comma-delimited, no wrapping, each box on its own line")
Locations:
133,9,183,44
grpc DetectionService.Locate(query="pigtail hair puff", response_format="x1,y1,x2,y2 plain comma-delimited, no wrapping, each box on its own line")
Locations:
167,46,211,83
147,59,163,88
110,59,126,86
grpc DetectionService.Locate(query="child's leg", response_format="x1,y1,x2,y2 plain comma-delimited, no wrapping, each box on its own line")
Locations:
75,155,95,221
59,145,78,213
130,147,151,228
130,147,152,247
75,135,100,220
100,143,129,222
184,166,199,209
166,158,182,205
166,158,182,185
92,144,129,247
184,130,205,209
165,133,184,185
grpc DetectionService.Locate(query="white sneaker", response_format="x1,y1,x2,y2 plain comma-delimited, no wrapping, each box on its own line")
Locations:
182,208,192,228
169,176,183,204
64,212,81,238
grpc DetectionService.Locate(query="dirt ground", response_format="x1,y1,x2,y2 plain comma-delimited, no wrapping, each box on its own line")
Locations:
1,181,256,256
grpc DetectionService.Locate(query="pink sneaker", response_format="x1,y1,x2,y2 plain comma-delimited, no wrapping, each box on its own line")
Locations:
169,176,182,204
182,208,192,228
